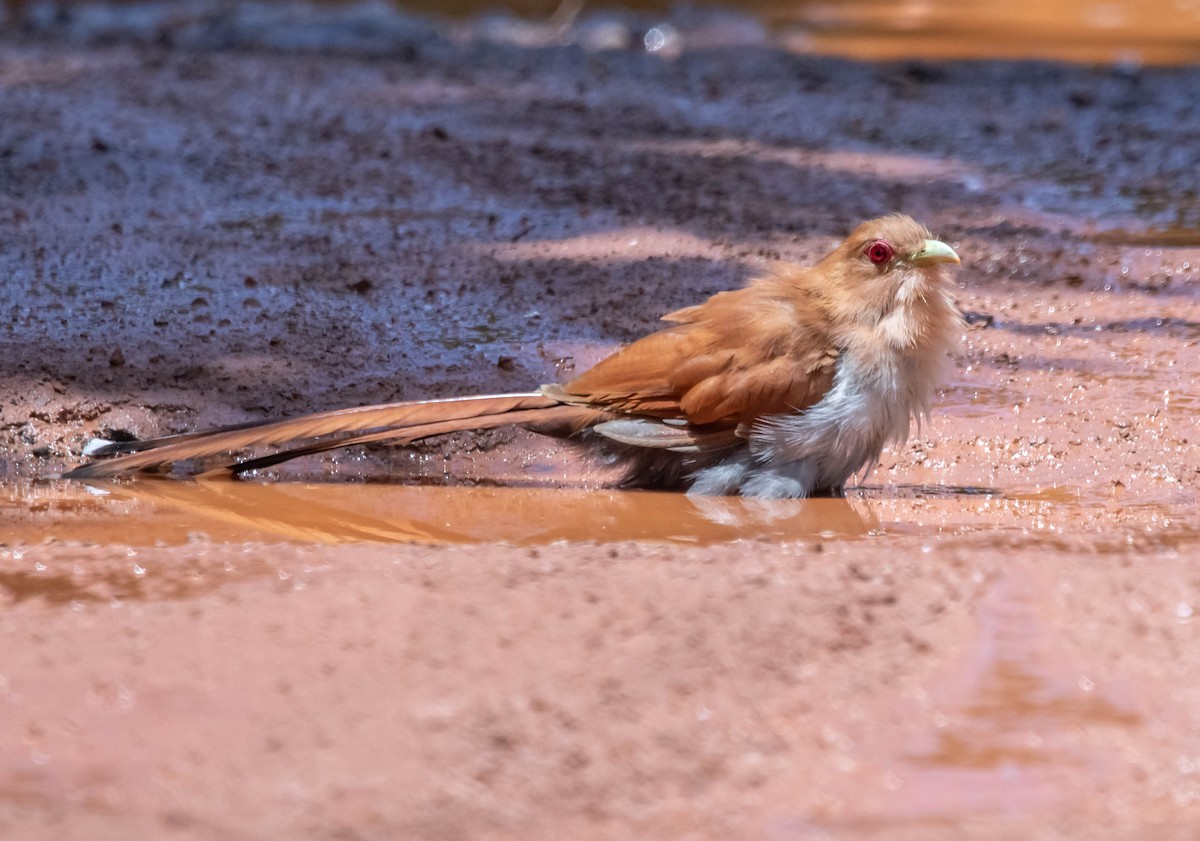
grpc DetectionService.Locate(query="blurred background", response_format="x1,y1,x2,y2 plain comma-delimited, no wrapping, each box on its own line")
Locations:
5,0,1200,64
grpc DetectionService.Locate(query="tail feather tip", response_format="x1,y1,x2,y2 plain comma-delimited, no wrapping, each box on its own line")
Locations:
82,438,116,457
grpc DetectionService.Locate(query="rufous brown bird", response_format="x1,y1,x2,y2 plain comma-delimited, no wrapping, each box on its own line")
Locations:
65,214,962,497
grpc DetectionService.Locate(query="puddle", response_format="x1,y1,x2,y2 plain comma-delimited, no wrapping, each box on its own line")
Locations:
2,478,1195,549
5,480,876,546
770,0,1200,64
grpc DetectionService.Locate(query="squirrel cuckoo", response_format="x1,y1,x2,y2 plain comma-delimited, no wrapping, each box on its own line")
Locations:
65,214,962,498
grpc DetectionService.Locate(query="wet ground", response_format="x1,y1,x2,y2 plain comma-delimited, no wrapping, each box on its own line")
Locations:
2,2,1200,838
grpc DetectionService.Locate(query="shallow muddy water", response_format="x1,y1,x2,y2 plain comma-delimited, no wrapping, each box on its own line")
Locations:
2,475,1192,548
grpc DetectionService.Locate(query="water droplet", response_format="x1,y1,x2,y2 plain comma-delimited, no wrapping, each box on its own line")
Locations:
643,24,679,54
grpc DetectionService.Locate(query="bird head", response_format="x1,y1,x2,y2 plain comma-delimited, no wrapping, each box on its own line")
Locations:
816,214,960,326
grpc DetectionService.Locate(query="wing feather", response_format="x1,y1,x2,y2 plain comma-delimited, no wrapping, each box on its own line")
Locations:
559,271,840,427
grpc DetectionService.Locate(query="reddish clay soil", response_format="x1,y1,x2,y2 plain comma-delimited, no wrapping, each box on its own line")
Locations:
2,4,1200,840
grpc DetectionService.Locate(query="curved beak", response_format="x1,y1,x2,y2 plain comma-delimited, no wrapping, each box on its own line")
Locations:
910,239,960,266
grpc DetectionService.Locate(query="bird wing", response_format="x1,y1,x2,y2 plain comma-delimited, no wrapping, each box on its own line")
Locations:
555,273,840,427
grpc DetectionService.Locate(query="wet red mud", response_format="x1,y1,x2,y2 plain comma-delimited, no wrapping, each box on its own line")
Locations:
2,3,1200,839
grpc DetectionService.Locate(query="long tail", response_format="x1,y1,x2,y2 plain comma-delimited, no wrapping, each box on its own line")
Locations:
218,405,598,477
64,392,589,479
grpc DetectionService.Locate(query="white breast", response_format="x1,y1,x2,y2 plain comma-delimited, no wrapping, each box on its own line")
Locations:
687,278,960,499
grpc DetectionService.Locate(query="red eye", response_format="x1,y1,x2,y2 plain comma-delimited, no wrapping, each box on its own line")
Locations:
866,241,894,265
